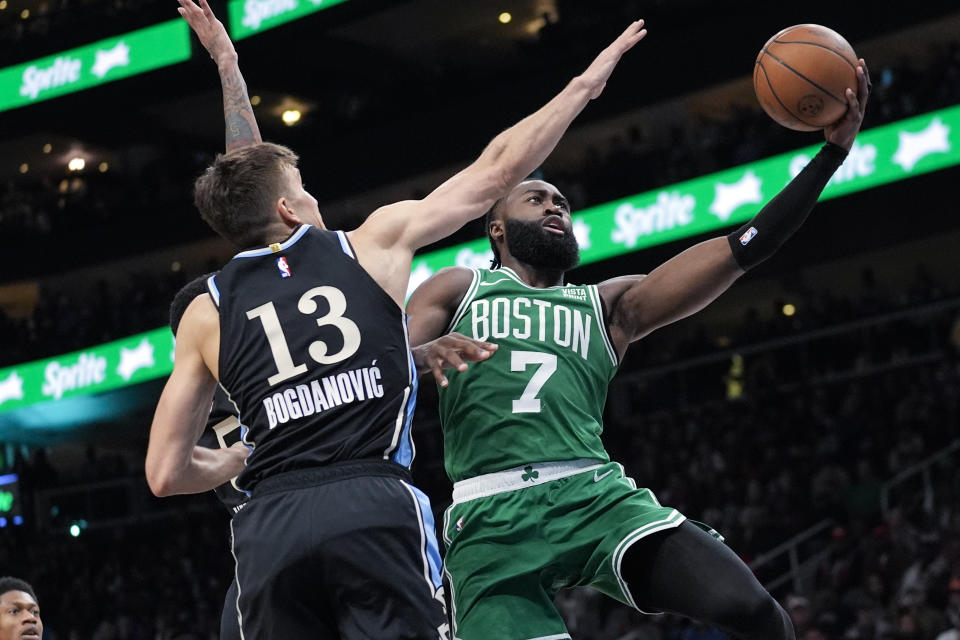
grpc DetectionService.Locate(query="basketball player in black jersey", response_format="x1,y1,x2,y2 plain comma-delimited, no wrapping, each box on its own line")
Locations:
146,2,647,637
169,274,246,640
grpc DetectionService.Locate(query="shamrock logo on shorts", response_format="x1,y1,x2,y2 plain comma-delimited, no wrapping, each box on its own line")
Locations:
521,465,539,482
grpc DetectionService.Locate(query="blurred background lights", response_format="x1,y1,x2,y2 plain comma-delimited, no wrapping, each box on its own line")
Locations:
782,303,797,317
68,157,86,171
499,11,512,24
281,109,302,126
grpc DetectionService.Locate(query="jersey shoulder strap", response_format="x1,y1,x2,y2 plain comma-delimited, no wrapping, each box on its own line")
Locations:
444,268,481,333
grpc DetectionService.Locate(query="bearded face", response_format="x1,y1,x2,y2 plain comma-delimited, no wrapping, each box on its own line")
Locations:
503,217,580,271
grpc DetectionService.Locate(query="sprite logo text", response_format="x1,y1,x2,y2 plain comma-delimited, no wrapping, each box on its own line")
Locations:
20,57,82,100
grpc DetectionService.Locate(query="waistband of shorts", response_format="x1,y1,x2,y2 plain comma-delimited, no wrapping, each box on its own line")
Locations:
451,459,604,503
252,460,411,497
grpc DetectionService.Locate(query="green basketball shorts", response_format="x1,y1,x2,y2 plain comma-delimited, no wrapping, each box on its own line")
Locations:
441,459,688,640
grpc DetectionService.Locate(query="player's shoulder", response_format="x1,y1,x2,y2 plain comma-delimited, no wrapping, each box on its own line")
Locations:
182,291,220,333
408,266,476,308
596,274,647,306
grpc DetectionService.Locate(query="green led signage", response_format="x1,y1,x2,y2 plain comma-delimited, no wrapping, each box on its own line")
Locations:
228,0,354,40
0,105,958,416
406,104,960,295
0,20,192,113
0,329,174,414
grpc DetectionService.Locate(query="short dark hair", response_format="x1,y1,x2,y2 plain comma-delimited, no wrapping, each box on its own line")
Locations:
193,143,299,249
0,577,37,603
169,273,217,335
483,198,504,270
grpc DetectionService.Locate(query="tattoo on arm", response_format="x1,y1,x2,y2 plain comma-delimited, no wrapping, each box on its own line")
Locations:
220,65,261,152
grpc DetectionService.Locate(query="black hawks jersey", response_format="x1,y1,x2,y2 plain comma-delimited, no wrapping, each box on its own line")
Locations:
208,225,418,492
195,387,249,513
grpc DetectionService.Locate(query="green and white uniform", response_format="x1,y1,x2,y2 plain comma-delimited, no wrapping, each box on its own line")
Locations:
438,267,690,640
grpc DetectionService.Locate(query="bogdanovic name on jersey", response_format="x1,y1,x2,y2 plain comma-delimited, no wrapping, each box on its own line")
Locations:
470,296,592,360
263,362,384,429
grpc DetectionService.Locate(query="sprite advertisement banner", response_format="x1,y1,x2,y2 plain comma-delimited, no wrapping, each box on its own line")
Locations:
0,104,957,416
0,329,174,415
228,0,354,40
0,20,191,113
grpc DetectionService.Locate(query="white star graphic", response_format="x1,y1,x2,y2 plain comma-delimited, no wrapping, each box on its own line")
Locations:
709,170,763,221
892,117,951,172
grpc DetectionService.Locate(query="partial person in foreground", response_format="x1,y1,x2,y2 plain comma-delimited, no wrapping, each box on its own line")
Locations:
169,273,248,640
406,56,872,640
146,1,648,638
0,577,42,640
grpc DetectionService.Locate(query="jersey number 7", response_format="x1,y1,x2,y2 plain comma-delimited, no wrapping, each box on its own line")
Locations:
511,351,557,413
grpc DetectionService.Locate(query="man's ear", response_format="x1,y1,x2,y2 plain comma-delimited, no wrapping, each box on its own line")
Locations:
489,218,506,245
276,197,300,225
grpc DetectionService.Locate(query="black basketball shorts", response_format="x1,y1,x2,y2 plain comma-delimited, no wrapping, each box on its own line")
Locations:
228,461,450,639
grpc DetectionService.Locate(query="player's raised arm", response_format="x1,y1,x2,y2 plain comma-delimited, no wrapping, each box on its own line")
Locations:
601,59,871,360
354,20,647,255
145,296,247,496
179,0,261,151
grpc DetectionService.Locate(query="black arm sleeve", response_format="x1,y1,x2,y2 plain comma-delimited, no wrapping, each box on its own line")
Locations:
727,142,848,270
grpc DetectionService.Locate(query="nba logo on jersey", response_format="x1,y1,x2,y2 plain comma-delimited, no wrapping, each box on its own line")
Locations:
739,226,758,245
455,517,464,532
276,256,292,278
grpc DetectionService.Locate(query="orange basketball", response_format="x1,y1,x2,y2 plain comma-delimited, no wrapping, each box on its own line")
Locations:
753,24,859,131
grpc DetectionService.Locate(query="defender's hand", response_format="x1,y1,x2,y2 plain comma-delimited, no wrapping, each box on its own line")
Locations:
825,57,871,150
414,333,498,387
578,20,647,100
178,0,237,65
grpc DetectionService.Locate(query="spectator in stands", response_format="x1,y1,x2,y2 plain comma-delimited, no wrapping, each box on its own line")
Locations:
0,577,42,640
935,577,960,640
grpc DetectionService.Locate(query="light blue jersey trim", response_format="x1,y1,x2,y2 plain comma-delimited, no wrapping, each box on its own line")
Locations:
207,274,221,307
335,230,355,258
391,350,419,467
403,482,444,591
232,224,311,259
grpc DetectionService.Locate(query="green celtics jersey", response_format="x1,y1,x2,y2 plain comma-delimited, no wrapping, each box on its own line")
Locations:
437,267,619,482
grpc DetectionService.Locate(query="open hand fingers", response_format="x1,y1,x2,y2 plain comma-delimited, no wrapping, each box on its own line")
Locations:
199,0,218,21
430,359,449,387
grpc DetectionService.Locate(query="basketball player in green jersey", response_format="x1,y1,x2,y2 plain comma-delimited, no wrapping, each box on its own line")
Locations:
407,60,872,640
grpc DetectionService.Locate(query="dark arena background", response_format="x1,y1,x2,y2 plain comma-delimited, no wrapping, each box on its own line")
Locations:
1,0,959,638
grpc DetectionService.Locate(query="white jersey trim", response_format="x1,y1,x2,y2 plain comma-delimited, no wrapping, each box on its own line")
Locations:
445,268,480,334
612,510,686,613
495,266,574,291
451,459,603,503
588,284,619,367
229,520,248,640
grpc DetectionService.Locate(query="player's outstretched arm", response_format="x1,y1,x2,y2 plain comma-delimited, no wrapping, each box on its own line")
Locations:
145,298,246,496
355,20,647,254
178,0,261,151
412,331,498,387
601,60,871,360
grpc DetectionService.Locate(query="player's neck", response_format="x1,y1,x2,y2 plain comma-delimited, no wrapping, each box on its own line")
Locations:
256,221,303,249
500,259,564,288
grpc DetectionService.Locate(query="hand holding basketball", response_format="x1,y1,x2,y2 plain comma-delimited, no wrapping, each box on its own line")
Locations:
824,58,871,150
753,24,865,134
